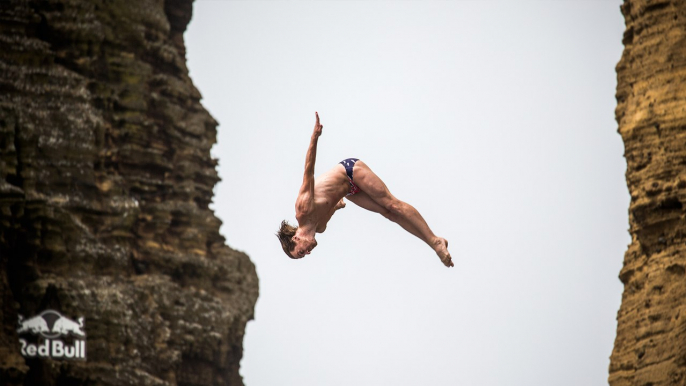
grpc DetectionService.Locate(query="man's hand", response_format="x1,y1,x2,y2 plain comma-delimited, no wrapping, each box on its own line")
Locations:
335,198,346,210
314,112,323,138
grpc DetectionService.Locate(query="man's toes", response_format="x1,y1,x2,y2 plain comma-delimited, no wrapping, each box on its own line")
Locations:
446,254,454,267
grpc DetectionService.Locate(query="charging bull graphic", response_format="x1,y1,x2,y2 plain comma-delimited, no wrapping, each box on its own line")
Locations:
16,314,50,335
17,310,86,360
51,315,85,338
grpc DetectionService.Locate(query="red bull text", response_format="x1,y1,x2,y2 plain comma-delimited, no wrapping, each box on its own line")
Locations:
17,310,86,361
19,339,86,359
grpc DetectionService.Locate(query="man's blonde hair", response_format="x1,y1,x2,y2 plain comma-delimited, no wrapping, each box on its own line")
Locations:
276,220,298,258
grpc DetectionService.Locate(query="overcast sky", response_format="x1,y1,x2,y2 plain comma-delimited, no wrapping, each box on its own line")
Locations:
186,1,627,385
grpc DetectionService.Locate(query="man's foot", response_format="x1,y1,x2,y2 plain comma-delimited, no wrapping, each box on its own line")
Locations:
433,237,454,268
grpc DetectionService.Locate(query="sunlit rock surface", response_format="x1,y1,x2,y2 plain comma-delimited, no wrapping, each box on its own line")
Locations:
0,0,258,385
610,1,686,385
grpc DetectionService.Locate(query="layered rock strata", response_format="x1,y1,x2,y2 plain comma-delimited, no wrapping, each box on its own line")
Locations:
0,1,258,385
610,1,686,385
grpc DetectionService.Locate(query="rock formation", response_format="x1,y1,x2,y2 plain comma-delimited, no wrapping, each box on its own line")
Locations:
610,1,686,385
0,1,258,385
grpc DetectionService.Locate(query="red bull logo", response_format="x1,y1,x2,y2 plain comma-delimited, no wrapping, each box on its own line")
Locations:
17,310,86,360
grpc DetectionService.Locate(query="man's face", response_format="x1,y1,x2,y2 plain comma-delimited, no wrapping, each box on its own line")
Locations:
291,236,317,259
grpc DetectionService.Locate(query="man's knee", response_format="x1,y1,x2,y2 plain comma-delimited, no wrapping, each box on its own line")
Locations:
383,200,404,222
381,209,396,222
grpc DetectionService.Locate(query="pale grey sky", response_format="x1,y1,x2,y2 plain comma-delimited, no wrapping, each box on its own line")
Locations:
186,1,627,385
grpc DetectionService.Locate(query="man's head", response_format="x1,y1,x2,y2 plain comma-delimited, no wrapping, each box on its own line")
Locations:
276,220,297,258
276,220,317,259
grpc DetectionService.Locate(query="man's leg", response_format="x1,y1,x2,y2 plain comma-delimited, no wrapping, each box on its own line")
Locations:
350,160,453,267
345,191,425,241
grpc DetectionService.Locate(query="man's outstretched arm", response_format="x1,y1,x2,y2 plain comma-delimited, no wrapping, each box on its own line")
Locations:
296,112,323,215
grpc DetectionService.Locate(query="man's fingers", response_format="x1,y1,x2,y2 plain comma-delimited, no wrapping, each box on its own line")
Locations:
314,112,322,133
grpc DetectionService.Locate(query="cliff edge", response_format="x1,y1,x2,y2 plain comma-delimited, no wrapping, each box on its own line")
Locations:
610,1,686,385
0,1,259,385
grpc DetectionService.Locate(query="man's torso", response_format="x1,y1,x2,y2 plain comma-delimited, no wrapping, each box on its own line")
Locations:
298,164,350,232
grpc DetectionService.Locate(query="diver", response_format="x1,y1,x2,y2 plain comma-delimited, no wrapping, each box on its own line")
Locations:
277,112,453,268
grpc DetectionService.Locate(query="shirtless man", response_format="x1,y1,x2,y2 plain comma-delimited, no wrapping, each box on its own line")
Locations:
276,112,453,267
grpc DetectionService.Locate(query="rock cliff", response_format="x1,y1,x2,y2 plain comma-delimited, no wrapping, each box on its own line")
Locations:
0,1,258,385
610,1,686,385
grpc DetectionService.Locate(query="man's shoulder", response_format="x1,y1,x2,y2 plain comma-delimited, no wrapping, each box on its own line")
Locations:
295,193,313,214
295,205,314,222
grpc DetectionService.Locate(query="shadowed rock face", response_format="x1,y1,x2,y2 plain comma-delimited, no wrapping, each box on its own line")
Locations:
0,1,258,385
610,1,686,385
